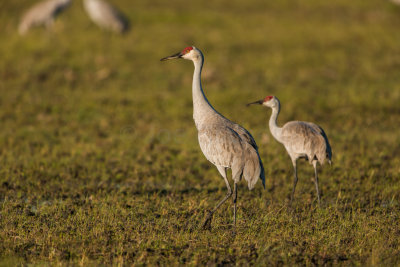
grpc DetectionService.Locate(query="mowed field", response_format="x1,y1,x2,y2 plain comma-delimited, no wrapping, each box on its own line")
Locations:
1,0,400,265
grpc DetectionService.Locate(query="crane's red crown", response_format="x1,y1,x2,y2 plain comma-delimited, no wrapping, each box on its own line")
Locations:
182,46,193,54
264,96,274,102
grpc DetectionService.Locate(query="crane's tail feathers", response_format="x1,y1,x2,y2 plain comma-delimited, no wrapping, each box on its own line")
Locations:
260,161,266,189
243,148,265,190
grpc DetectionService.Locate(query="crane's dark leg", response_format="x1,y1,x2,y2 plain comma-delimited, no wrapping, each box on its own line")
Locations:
313,161,321,206
290,159,298,206
232,182,238,226
202,170,232,230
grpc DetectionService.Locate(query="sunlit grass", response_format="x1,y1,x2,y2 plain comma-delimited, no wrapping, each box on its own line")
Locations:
0,0,400,265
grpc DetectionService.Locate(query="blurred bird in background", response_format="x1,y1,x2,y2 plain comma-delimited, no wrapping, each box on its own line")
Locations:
18,0,72,35
83,0,129,33
389,0,400,5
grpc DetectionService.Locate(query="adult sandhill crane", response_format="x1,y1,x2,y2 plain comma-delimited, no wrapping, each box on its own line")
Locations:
248,96,331,205
18,0,72,35
161,47,265,229
83,0,129,33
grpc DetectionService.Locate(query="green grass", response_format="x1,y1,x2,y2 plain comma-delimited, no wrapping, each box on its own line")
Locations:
1,0,400,265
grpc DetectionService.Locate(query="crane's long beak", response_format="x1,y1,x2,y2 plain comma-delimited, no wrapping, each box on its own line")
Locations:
246,100,263,107
160,51,183,61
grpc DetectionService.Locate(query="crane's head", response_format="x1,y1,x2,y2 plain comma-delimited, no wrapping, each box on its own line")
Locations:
160,46,203,62
247,95,279,108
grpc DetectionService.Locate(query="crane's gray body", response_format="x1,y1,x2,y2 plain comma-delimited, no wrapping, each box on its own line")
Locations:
83,0,128,33
278,120,332,166
198,117,265,190
18,0,71,35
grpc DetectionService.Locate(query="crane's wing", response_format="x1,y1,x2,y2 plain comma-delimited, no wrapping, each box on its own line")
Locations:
52,1,71,17
198,125,265,189
307,122,332,163
281,121,331,165
229,123,265,188
229,123,259,150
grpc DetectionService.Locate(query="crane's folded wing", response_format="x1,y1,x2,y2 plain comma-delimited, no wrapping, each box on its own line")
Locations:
281,121,331,164
197,126,264,189
229,123,259,150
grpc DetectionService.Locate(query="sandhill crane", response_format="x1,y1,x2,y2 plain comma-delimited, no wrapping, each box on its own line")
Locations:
248,96,331,205
18,0,71,35
161,47,265,229
83,0,129,33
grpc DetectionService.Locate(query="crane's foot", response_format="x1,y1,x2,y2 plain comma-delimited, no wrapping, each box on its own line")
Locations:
202,212,213,230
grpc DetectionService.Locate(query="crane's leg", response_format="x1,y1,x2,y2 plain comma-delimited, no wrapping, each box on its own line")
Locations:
202,166,232,230
290,159,298,206
313,161,321,206
232,182,238,226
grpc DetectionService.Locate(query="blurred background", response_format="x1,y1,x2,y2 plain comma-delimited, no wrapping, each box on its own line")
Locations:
0,0,400,265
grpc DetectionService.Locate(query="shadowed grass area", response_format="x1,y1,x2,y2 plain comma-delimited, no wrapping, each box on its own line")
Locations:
0,0,400,265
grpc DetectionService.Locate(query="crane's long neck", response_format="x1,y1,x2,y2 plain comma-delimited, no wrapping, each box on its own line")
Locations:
192,55,218,128
269,104,283,143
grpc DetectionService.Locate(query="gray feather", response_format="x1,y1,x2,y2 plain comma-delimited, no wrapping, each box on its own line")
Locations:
198,123,264,190
281,121,332,165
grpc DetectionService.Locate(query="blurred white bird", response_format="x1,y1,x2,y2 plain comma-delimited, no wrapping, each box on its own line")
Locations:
18,0,72,35
83,0,129,33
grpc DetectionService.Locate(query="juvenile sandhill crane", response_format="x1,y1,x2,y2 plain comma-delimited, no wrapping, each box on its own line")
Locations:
18,0,72,35
161,47,265,229
248,96,331,205
83,0,129,33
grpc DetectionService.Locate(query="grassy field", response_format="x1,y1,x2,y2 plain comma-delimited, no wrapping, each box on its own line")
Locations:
1,0,400,265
